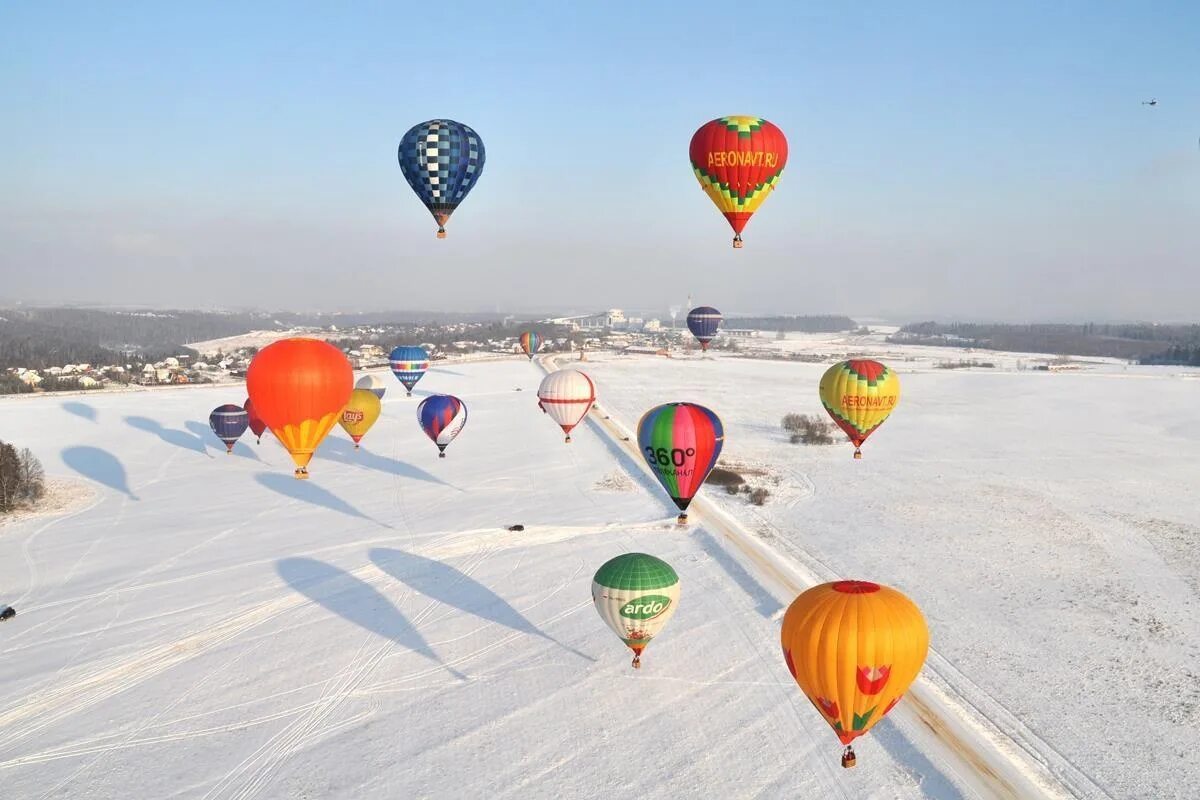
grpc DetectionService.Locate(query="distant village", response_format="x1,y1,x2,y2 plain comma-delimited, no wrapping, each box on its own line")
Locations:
2,310,754,394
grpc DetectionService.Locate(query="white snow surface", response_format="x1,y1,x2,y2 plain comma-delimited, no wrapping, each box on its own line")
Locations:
581,347,1200,800
0,360,956,800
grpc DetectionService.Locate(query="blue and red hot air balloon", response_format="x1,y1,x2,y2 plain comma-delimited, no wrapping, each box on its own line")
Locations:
389,346,430,396
417,394,467,457
209,404,250,454
686,306,723,352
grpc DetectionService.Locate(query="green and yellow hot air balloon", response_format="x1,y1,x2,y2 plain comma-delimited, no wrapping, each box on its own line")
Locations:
592,553,680,669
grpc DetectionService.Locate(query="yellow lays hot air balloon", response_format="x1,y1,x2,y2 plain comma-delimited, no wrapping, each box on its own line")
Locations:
780,580,929,768
338,388,382,449
819,359,900,459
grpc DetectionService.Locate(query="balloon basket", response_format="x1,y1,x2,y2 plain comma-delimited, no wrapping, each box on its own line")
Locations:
841,747,856,769
732,236,744,249
853,450,863,460
438,452,446,459
406,391,413,397
294,469,309,480
631,654,641,669
676,513,688,526
436,229,447,239
564,436,572,444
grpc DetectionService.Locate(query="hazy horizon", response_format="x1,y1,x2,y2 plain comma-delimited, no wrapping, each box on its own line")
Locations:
3,3,1198,322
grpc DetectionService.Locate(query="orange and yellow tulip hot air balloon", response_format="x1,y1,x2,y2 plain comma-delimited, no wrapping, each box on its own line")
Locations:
780,580,929,768
819,360,900,459
246,338,353,479
338,388,382,449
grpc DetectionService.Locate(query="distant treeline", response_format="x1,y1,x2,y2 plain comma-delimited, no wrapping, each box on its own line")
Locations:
891,322,1200,363
726,315,857,332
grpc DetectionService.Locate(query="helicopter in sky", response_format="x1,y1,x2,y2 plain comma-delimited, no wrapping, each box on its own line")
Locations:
1141,97,1158,106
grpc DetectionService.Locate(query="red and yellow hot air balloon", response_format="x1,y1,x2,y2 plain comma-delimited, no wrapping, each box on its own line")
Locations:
690,116,788,248
781,580,929,768
338,388,382,449
246,338,353,479
819,360,900,459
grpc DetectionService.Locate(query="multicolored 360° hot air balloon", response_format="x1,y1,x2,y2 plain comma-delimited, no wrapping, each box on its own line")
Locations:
417,394,467,458
356,374,387,401
243,398,267,444
246,338,353,478
209,404,249,454
686,306,723,352
780,580,929,768
637,402,724,524
338,388,382,449
519,331,542,361
690,116,788,248
537,369,595,443
398,119,485,239
819,360,900,459
592,553,680,669
389,346,429,396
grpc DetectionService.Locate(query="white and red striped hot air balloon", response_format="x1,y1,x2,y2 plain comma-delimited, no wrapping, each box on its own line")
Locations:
537,369,596,443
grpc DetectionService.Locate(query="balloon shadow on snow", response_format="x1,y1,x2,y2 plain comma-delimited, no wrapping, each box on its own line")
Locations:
277,558,465,681
370,547,594,662
581,415,679,519
62,401,97,422
62,446,137,500
692,528,781,619
255,472,390,528
124,415,212,458
318,437,456,489
866,719,965,799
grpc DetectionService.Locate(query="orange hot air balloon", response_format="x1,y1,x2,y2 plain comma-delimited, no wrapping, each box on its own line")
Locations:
246,338,353,479
780,580,929,768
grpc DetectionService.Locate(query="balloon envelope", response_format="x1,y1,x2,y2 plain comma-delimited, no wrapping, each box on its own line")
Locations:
686,306,723,351
636,403,724,519
209,404,249,453
398,119,485,238
243,398,267,441
388,346,429,395
519,332,542,360
417,394,467,455
339,388,382,446
246,338,353,477
355,374,387,400
592,553,680,668
689,116,788,247
537,369,596,441
818,360,900,458
781,580,929,751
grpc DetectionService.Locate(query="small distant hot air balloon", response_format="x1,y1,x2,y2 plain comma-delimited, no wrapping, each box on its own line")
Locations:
690,116,788,248
637,403,724,524
388,346,429,396
819,360,900,459
356,374,387,401
417,394,467,458
686,306,723,352
246,338,353,478
592,553,680,669
537,369,595,443
209,404,249,454
243,397,267,444
339,388,382,449
519,332,542,361
398,119,485,239
781,580,929,768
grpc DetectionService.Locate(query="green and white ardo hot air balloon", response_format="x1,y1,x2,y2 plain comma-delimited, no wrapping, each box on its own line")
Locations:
592,553,680,669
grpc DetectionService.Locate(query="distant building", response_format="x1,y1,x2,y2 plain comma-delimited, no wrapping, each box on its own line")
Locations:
721,328,761,339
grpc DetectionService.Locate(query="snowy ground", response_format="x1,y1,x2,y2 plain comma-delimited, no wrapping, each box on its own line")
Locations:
582,342,1200,800
0,360,958,799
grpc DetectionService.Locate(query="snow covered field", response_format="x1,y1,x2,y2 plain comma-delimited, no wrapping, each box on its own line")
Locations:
1,360,960,800
582,343,1200,800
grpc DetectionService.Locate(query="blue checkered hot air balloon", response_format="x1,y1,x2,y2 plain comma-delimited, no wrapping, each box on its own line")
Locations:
398,119,485,238
209,404,249,454
389,346,430,396
686,306,723,352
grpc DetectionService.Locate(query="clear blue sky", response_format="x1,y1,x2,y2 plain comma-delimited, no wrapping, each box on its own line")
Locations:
3,2,1198,321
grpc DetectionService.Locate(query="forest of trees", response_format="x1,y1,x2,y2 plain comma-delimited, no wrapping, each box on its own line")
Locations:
0,441,45,514
890,322,1200,363
724,315,857,332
